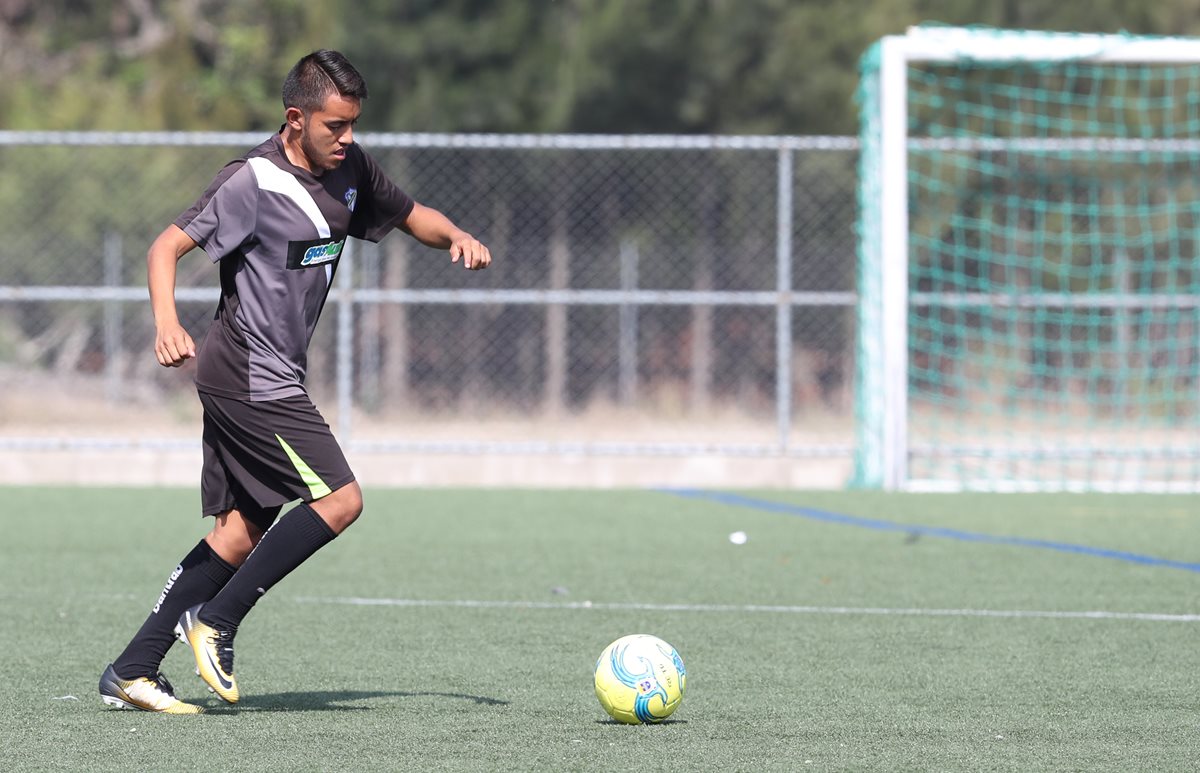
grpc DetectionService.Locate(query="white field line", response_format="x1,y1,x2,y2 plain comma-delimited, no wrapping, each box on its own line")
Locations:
291,596,1200,623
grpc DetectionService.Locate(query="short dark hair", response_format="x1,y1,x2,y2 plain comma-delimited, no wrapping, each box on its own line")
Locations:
282,50,368,113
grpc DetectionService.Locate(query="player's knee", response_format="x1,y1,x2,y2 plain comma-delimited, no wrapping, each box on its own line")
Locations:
340,486,364,527
313,482,362,534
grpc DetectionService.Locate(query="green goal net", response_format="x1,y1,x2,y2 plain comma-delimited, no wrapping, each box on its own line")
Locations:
856,26,1200,492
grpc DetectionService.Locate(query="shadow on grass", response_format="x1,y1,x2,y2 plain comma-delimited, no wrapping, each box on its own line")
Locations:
205,690,509,713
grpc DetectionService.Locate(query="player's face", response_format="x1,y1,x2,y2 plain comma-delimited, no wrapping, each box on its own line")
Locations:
298,93,361,172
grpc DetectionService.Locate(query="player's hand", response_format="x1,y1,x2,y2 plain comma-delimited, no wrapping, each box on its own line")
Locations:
155,322,196,368
449,233,491,271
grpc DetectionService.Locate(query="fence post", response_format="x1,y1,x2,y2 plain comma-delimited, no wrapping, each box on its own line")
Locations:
545,208,569,415
618,238,639,406
103,231,123,402
359,240,381,411
382,238,411,408
776,148,794,451
690,176,719,414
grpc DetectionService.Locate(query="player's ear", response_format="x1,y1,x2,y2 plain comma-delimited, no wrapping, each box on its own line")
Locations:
284,106,306,131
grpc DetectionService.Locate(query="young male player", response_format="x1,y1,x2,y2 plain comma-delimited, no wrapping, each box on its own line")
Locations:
98,50,490,713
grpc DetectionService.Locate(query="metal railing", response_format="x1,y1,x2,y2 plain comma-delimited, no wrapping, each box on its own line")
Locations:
0,132,860,464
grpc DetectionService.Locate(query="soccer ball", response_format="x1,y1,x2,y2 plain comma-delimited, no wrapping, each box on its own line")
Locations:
593,634,686,724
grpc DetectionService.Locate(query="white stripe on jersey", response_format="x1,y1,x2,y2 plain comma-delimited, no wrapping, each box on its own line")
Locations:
246,157,332,239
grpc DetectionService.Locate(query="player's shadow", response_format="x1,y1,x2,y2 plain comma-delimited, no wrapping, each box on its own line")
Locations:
205,690,509,713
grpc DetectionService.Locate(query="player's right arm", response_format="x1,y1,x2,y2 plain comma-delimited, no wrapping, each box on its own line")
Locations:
147,224,199,368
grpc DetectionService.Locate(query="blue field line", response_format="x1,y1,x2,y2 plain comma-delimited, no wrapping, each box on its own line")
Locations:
663,489,1200,574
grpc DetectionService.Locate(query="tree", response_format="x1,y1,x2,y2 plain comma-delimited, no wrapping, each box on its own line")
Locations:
8,0,1200,134
0,0,345,130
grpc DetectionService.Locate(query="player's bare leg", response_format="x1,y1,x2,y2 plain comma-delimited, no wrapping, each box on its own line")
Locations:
205,508,269,565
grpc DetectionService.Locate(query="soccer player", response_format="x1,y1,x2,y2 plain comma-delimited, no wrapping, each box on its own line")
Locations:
98,50,490,713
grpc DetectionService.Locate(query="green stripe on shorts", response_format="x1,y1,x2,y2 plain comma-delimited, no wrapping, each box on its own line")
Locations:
275,434,332,500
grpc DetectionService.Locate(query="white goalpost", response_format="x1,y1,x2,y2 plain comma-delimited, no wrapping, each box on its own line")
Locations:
856,26,1200,493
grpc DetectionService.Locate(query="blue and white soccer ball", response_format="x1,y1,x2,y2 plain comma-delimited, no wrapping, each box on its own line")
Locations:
593,634,686,724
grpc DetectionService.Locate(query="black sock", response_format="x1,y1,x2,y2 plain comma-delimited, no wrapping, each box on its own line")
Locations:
112,540,237,680
200,502,336,631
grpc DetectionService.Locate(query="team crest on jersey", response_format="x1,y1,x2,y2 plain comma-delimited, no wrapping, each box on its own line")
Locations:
344,187,358,212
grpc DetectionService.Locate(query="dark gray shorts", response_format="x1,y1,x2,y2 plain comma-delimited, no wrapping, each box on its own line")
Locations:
198,391,355,522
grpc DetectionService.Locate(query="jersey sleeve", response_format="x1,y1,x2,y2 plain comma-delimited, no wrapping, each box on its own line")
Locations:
349,149,416,243
174,161,259,263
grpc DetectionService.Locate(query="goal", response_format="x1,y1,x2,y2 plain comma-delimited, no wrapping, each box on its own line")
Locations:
855,25,1200,492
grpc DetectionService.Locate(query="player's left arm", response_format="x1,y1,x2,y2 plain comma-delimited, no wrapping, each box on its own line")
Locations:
401,202,491,270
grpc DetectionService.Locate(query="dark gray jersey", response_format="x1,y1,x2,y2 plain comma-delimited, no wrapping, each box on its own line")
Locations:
176,132,413,401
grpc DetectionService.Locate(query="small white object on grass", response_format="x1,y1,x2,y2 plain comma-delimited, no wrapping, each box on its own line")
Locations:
728,530,748,545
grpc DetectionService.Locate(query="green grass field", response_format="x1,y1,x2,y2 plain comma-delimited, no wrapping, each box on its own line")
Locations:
2,486,1198,771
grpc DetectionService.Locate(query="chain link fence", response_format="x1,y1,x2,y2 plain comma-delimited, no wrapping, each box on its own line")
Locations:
0,132,859,486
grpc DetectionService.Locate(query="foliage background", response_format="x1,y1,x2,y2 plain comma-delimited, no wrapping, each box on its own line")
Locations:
4,0,1200,134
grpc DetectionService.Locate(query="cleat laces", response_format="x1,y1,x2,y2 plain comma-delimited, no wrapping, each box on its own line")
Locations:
125,673,177,710
150,673,177,696
210,628,236,674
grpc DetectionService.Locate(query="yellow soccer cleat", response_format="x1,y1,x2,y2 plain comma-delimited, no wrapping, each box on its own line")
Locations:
175,604,239,704
98,663,204,714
